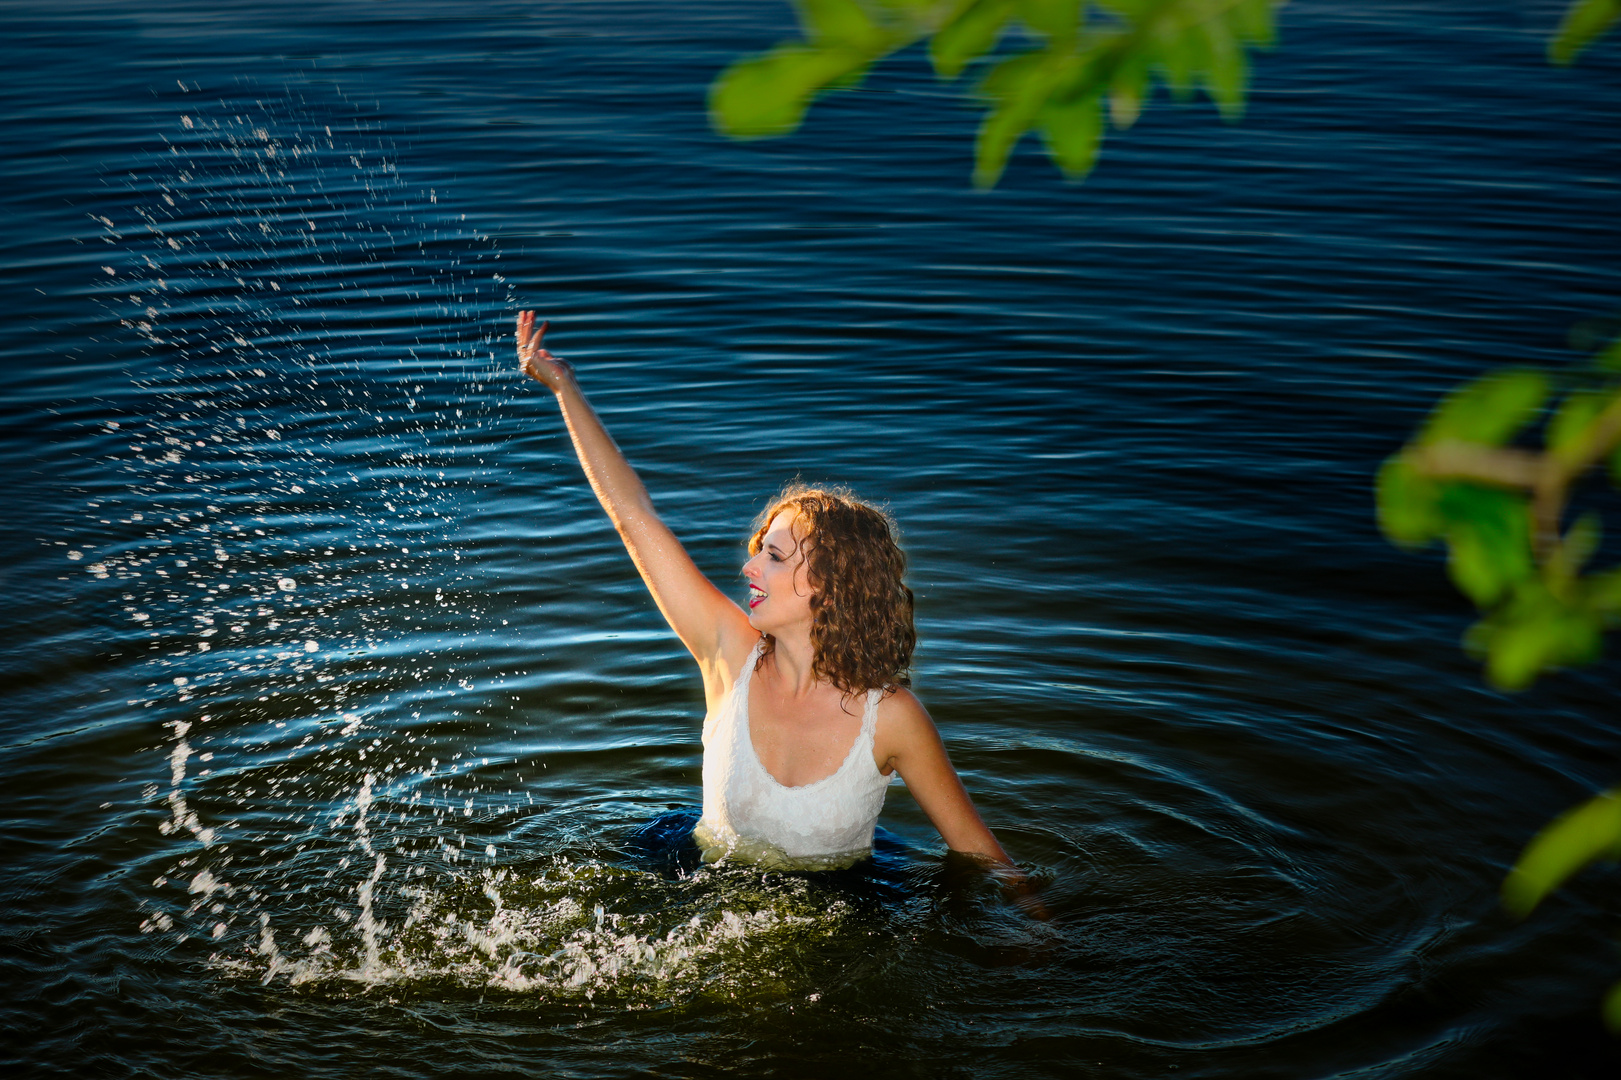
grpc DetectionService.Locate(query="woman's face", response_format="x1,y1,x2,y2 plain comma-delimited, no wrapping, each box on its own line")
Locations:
743,510,815,636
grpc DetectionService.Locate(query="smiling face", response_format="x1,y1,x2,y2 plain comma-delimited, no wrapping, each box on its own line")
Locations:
744,484,916,692
742,510,815,636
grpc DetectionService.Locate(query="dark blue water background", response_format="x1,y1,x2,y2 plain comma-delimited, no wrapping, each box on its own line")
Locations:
3,1,1620,1076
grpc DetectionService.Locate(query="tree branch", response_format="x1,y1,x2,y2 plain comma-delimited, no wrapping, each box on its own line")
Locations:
1412,391,1621,562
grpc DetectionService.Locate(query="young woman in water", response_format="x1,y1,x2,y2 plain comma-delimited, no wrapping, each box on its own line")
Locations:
516,311,1014,870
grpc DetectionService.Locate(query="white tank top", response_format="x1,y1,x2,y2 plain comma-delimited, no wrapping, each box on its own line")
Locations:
694,639,891,870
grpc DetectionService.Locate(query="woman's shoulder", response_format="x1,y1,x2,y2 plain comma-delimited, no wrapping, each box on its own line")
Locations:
870,684,946,773
873,684,935,735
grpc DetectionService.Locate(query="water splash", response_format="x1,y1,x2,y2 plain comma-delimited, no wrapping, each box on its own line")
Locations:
210,858,873,1005
351,773,390,979
98,81,529,974
159,717,215,846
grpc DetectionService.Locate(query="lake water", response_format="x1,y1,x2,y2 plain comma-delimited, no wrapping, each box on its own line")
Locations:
3,1,1621,1076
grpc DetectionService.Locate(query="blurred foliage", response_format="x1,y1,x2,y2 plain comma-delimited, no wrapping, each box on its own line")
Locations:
711,0,1618,189
710,0,1286,188
1503,788,1621,919
1340,0,1618,1032
1500,784,1621,1032
1377,335,1621,1024
1325,353,1621,1019
1370,95,1619,1040
1552,0,1621,65
1374,337,1621,694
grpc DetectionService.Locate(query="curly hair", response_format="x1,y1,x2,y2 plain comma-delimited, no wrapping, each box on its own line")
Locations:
748,484,915,694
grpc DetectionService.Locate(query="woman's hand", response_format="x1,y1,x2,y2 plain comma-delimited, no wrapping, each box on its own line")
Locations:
516,310,573,393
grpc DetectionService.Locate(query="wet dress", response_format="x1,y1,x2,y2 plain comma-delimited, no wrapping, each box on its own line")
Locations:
694,639,892,869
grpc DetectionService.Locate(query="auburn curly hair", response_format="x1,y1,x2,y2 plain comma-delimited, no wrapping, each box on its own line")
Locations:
748,484,915,694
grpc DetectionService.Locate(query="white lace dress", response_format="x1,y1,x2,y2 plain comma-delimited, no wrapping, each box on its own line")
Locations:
694,639,892,869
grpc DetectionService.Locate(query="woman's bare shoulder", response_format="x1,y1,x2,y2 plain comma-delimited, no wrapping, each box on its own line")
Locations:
873,685,941,751
877,683,926,713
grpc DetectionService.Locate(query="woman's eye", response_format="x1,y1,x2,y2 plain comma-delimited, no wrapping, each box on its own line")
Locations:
768,552,782,562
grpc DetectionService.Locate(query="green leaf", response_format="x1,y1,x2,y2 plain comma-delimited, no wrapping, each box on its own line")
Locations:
1549,0,1621,66
1474,583,1602,690
1375,455,1444,548
1096,0,1150,17
1199,18,1246,120
1556,386,1621,480
1229,0,1278,47
1439,485,1533,607
974,50,1061,188
931,0,1017,78
1502,788,1621,917
1016,0,1079,40
1605,980,1621,1034
1157,19,1208,97
1108,56,1148,128
1547,389,1611,460
1420,369,1549,447
1586,566,1621,613
1483,622,1548,690
709,46,871,139
1038,92,1104,177
1557,511,1602,580
800,0,887,49
1595,333,1621,373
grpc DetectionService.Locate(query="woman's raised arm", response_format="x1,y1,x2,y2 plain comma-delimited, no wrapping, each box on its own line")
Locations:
516,312,753,681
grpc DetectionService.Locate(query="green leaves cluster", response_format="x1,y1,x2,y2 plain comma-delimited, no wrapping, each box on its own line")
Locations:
1379,333,1621,1031
710,0,1613,188
1376,342,1621,692
709,0,1285,188
707,0,916,143
1353,0,1616,1031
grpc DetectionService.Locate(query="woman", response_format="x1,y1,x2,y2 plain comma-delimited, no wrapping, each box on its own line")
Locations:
516,311,1014,871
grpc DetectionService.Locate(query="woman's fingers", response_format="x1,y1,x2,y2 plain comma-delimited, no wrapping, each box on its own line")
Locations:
518,310,545,349
515,311,551,358
515,310,566,388
516,311,537,381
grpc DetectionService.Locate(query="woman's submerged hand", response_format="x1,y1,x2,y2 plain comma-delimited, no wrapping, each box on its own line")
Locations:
516,310,573,393
1001,866,1053,921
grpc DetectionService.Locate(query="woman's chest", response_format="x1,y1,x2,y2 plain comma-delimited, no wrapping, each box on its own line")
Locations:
745,680,866,788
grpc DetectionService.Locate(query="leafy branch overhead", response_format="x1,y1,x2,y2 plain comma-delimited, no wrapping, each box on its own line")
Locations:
1359,0,1619,1033
1377,320,1621,1033
1376,334,1621,692
709,0,1285,188
711,0,1619,188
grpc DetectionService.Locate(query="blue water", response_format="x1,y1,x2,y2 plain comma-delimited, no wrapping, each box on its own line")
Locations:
3,1,1621,1075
